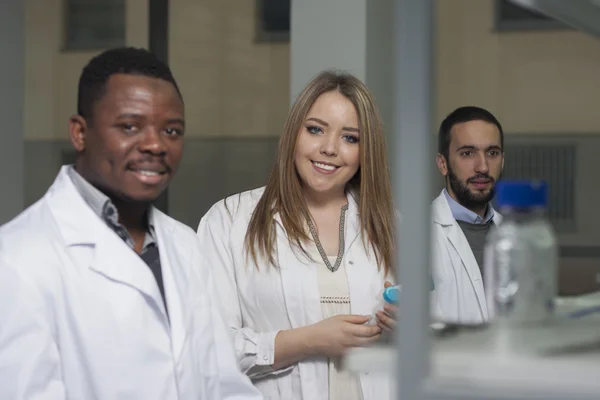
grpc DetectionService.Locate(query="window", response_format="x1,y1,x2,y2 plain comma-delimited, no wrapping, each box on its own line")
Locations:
495,0,568,31
65,0,125,50
256,0,290,42
499,143,576,232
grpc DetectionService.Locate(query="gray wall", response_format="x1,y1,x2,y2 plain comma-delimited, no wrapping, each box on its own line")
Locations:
0,0,24,225
168,138,278,228
25,138,279,229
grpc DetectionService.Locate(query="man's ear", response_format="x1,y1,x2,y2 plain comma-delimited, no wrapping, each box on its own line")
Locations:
436,153,448,177
68,115,88,152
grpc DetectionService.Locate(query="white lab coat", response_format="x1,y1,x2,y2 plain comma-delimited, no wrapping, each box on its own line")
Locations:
430,190,502,324
197,187,393,400
0,166,262,400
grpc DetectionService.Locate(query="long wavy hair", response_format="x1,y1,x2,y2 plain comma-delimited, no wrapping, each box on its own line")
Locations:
244,70,395,276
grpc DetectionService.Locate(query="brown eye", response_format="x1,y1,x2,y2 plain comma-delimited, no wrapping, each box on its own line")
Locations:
165,127,184,136
119,124,138,134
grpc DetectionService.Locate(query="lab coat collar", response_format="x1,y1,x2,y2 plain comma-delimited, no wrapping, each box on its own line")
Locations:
272,189,362,261
45,166,175,324
46,166,104,246
432,190,457,226
442,188,496,224
433,189,502,226
273,189,360,223
47,166,173,247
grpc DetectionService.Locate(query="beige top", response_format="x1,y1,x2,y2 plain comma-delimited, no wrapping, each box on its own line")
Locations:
315,251,363,400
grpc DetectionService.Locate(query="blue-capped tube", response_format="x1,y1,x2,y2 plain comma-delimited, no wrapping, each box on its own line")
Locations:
366,276,435,326
367,285,401,325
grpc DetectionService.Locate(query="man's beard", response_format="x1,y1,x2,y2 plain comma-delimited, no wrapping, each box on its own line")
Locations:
447,165,497,211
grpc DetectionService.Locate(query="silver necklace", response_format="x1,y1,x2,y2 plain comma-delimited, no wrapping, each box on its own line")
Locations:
306,204,348,273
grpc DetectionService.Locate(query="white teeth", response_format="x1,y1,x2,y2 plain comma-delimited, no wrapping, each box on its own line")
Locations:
138,170,160,176
314,162,336,171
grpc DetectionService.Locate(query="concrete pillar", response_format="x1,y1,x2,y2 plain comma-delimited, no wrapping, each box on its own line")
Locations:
290,0,394,135
0,0,25,224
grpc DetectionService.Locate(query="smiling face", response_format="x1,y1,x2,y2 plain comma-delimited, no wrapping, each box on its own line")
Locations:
437,119,504,212
69,73,185,204
293,90,361,200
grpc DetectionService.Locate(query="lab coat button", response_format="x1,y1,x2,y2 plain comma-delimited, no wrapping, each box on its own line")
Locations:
349,261,354,265
263,355,268,361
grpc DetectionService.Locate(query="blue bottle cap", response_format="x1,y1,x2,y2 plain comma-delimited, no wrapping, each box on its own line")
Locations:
495,180,548,209
383,286,400,304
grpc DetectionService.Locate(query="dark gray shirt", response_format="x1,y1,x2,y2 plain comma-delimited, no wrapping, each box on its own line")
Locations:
457,220,494,278
67,166,168,314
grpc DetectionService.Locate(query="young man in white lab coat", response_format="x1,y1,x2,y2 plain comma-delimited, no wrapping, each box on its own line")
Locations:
0,48,262,400
431,106,505,324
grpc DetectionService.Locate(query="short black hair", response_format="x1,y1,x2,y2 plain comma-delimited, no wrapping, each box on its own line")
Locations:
438,106,504,159
77,47,182,122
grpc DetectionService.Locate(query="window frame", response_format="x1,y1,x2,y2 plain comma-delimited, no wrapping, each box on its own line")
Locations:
254,0,290,43
494,0,570,31
63,0,126,51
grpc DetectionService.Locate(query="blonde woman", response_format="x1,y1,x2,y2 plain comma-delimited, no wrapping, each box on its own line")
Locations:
197,71,396,400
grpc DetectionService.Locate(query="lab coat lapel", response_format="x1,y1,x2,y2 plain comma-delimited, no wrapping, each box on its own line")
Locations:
433,192,487,319
343,193,373,315
47,167,169,323
150,210,188,358
91,226,169,321
344,192,361,254
446,224,486,308
273,213,321,329
274,212,328,400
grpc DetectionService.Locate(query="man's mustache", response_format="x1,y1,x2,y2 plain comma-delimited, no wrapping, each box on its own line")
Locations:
467,174,494,183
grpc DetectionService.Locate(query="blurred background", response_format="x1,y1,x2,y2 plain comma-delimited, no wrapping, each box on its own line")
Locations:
2,0,600,293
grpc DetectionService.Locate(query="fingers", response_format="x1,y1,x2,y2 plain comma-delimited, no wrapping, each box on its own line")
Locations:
339,314,371,324
356,333,382,346
384,281,393,288
383,303,397,317
376,311,397,332
349,322,382,338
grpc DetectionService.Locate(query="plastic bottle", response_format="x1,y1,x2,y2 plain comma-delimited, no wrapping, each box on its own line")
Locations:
483,180,558,324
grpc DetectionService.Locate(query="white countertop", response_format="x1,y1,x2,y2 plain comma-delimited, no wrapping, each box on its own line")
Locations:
344,292,600,397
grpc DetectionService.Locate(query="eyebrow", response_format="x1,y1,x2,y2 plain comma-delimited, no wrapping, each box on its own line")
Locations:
306,117,360,133
116,114,185,127
116,113,144,120
456,144,502,152
166,118,185,127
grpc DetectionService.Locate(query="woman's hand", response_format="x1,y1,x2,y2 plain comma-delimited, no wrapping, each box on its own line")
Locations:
376,281,398,333
308,314,382,358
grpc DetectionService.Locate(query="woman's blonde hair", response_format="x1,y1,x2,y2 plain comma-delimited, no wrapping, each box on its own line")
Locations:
244,70,395,276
